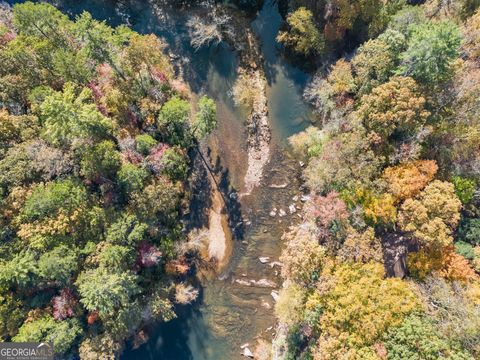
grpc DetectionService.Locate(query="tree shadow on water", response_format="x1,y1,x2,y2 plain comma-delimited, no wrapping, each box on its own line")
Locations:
184,149,212,232
122,284,209,360
212,155,244,241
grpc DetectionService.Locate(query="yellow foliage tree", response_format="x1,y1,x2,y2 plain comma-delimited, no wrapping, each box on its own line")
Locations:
327,59,356,96
275,283,306,326
398,180,461,247
357,76,430,141
307,262,419,359
276,7,325,56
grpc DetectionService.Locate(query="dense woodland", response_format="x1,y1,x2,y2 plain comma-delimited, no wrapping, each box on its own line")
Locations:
276,0,480,359
0,2,216,358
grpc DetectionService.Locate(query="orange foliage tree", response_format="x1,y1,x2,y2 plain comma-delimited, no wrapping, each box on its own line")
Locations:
383,160,438,202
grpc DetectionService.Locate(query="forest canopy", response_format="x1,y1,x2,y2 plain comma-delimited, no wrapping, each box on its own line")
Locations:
0,2,216,358
278,0,480,359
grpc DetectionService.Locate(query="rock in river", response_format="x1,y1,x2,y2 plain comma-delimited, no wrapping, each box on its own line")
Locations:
259,256,270,263
242,347,254,358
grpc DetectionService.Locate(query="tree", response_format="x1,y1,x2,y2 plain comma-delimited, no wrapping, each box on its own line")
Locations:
194,96,217,139
398,20,461,88
186,10,234,51
398,180,462,247
277,7,325,56
383,160,438,202
13,2,70,42
351,189,397,226
0,144,36,192
174,283,199,305
458,218,480,246
305,127,383,193
14,316,83,356
275,284,306,326
308,262,419,359
37,245,78,285
357,76,430,141
451,176,476,205
128,177,182,224
105,214,147,247
79,334,121,360
352,32,404,95
288,126,326,159
20,179,87,223
76,268,140,316
408,246,477,281
157,97,191,147
97,243,134,271
135,134,157,156
160,147,189,181
280,226,327,286
0,251,37,289
117,163,148,196
385,314,474,360
35,83,114,146
388,5,427,35
80,140,121,182
338,227,383,263
0,294,24,340
418,277,480,356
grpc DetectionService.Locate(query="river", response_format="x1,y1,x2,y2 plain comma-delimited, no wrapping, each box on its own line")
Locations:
7,0,314,358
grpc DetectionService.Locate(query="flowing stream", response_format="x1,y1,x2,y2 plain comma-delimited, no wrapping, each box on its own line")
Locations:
8,0,314,358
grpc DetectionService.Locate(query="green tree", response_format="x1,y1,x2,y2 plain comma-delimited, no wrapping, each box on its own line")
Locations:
76,268,140,316
37,245,78,285
117,163,148,196
304,127,383,193
451,176,476,205
36,83,114,146
20,179,87,223
157,97,191,147
97,243,133,271
80,140,121,182
288,126,326,159
135,134,157,156
385,314,474,360
105,214,147,246
194,96,217,138
13,2,70,43
160,147,189,181
458,218,480,246
0,251,37,289
14,316,83,356
352,30,406,95
0,294,24,340
398,20,461,88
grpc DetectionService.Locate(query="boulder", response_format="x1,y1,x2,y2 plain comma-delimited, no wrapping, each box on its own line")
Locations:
242,347,254,358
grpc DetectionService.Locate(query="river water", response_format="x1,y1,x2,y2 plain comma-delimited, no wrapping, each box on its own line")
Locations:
8,0,314,358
